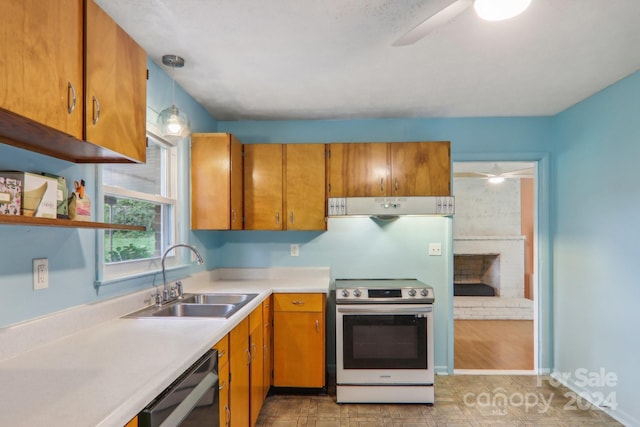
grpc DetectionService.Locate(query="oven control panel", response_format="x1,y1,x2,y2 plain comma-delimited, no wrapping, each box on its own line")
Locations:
337,287,434,304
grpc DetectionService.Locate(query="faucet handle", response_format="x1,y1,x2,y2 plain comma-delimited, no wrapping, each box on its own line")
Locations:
176,280,184,298
154,291,163,306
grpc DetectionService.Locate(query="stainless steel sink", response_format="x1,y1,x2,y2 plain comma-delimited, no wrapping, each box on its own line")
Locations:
183,293,258,306
152,303,237,318
124,292,259,319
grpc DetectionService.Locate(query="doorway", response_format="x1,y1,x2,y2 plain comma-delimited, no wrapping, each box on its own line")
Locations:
452,161,537,372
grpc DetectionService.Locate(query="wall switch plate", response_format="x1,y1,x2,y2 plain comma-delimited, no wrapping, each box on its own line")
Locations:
290,244,299,257
428,243,442,256
33,258,49,290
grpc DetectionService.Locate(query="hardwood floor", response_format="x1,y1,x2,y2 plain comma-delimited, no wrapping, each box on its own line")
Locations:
454,319,533,370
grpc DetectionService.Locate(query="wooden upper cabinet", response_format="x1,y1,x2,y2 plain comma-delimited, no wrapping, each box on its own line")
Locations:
85,0,147,163
0,0,83,138
327,143,388,197
244,144,283,230
191,133,243,230
390,141,451,196
327,141,451,197
284,144,326,231
244,144,326,231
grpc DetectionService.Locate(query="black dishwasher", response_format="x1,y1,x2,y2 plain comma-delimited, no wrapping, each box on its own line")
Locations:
139,349,219,427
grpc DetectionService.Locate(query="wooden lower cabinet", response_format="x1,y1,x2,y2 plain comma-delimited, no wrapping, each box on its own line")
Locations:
214,336,230,427
230,318,250,427
273,293,326,388
262,296,273,398
249,306,264,426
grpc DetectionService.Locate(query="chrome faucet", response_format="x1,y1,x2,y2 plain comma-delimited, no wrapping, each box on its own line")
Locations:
159,243,205,305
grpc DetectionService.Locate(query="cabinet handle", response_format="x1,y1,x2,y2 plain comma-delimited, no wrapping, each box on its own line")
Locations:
217,349,226,359
315,319,319,333
219,380,227,391
291,300,305,305
231,210,236,223
395,178,399,192
224,405,231,426
67,82,76,114
275,211,280,225
92,95,101,125
380,178,384,192
290,212,294,224
246,348,251,366
251,343,257,360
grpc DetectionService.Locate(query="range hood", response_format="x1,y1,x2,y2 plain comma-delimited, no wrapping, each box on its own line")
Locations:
328,196,455,217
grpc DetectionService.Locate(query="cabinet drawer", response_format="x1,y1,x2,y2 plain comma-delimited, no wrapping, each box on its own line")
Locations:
213,335,229,368
274,293,325,312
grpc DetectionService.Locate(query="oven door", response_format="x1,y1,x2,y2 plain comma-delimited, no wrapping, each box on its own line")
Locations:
336,304,434,385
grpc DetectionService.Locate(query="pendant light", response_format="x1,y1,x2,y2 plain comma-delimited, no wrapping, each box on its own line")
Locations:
474,0,532,21
157,54,191,143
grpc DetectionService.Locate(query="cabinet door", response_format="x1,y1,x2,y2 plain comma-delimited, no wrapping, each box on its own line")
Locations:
262,296,273,398
218,360,230,427
191,133,243,230
284,144,326,230
390,141,451,196
0,0,83,138
274,311,325,388
244,144,283,230
249,320,263,426
230,318,250,427
85,0,146,163
230,134,244,230
273,294,326,388
327,143,389,197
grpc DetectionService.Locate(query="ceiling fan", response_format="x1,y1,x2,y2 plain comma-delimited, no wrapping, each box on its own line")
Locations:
454,163,533,183
393,0,532,46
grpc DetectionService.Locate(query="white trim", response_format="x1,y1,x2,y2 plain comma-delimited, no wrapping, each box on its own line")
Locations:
455,369,537,375
103,185,175,205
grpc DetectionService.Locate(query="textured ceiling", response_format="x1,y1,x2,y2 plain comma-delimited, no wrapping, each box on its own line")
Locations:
96,0,640,121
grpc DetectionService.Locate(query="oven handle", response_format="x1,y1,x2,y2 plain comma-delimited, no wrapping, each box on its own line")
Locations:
337,306,432,315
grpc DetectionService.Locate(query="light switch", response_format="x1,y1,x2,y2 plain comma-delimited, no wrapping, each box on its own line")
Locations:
290,244,299,257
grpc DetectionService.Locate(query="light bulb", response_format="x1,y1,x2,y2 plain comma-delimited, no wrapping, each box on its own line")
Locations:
474,0,532,21
488,176,505,184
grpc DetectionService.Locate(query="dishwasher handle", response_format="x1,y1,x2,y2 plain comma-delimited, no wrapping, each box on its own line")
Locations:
160,371,218,426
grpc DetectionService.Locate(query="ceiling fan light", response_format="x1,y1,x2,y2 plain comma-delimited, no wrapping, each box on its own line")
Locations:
157,105,191,143
488,175,505,184
474,0,532,21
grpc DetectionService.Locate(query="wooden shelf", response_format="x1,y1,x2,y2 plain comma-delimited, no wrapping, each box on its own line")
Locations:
0,215,145,231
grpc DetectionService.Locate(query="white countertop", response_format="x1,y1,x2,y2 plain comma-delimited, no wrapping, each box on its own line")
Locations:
0,268,330,427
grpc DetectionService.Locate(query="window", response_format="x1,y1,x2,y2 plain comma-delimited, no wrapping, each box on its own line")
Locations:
100,133,178,281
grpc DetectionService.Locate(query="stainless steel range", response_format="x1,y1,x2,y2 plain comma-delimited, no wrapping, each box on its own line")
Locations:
335,279,435,404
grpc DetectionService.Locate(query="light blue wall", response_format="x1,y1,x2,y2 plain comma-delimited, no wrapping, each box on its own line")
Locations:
0,57,217,327
208,217,453,372
216,116,555,373
553,71,640,425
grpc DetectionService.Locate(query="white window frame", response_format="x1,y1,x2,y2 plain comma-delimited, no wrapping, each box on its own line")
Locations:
97,131,182,284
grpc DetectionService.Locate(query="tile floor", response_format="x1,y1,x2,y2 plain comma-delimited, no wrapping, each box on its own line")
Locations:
256,375,622,426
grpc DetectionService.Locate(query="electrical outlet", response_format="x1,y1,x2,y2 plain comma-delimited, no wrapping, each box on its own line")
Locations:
428,243,442,256
33,258,49,290
290,244,299,257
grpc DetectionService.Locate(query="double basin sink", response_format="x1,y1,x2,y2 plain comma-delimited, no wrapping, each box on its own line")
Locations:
126,293,258,319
